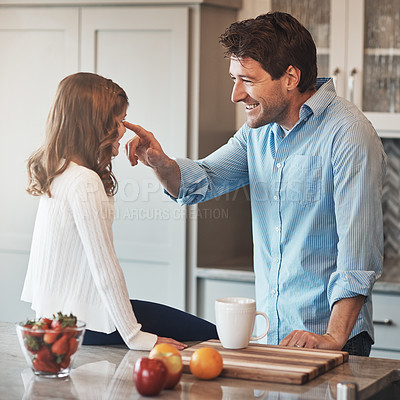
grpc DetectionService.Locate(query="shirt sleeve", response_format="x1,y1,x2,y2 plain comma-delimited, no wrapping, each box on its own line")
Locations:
327,120,387,308
69,171,157,350
166,126,250,205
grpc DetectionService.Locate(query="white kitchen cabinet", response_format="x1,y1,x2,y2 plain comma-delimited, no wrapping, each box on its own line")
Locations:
332,0,400,136
238,0,400,136
0,7,80,322
0,1,241,322
370,291,400,360
196,268,255,322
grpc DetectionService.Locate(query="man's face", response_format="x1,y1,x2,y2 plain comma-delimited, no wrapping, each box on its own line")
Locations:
229,57,290,129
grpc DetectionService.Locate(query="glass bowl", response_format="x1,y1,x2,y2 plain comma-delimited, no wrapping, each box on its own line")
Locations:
16,320,86,378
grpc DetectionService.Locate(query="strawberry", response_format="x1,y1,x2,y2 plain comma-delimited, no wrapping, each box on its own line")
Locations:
24,335,42,354
23,319,35,329
51,312,77,330
29,324,45,338
51,334,70,356
43,332,60,344
38,317,52,330
60,355,71,369
36,345,53,362
32,358,60,373
40,317,52,326
22,319,35,338
68,337,79,356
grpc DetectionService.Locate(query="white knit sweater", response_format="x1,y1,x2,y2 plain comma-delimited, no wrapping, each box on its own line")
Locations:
21,162,157,350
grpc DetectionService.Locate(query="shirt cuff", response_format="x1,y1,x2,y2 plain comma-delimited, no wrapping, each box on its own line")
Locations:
327,270,377,309
164,158,210,205
126,330,158,351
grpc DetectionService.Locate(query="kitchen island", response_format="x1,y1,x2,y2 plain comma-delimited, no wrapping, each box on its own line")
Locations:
1,322,399,399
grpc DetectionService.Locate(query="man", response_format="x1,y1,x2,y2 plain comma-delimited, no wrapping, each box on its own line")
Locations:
124,12,386,356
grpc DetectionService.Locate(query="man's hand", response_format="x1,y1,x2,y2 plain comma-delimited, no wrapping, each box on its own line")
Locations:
279,330,341,350
279,295,366,351
124,122,168,169
123,122,181,198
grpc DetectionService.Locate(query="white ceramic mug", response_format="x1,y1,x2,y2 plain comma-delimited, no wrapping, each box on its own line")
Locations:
215,297,270,349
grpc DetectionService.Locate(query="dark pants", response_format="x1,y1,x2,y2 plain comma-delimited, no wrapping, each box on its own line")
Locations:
341,331,373,356
83,300,218,346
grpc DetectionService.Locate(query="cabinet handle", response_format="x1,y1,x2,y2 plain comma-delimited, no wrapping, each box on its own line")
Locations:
373,318,393,326
348,68,357,104
332,67,340,90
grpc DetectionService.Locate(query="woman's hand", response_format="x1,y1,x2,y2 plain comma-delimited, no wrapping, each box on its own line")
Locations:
155,336,187,351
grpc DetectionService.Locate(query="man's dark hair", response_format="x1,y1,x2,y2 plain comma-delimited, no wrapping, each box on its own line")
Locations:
219,12,317,93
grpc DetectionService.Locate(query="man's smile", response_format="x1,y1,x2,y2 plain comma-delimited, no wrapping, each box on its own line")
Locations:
246,103,259,110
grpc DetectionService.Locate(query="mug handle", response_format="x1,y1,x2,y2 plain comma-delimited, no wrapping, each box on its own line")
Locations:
250,311,270,342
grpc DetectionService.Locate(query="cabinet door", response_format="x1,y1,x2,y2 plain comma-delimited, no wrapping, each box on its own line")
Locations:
0,8,79,322
81,7,188,309
342,0,400,133
372,292,400,355
197,278,256,323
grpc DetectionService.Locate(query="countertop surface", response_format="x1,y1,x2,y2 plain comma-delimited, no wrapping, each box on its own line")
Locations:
2,323,400,400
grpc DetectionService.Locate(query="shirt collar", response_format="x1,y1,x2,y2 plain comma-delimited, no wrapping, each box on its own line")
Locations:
267,77,337,136
301,77,337,119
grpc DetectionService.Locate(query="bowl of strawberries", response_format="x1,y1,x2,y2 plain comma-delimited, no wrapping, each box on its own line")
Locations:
16,312,86,378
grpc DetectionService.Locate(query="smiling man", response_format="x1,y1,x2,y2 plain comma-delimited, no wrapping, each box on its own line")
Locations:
124,12,386,356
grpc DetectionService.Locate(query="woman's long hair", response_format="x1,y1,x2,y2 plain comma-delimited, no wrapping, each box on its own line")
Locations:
27,72,128,197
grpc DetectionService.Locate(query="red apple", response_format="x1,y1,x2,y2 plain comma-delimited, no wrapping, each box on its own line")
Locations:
149,344,183,389
133,357,168,397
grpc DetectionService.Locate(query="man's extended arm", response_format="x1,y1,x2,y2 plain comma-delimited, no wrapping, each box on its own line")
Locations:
124,122,181,197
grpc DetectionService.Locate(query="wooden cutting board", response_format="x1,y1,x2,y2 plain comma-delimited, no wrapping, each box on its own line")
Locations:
181,339,348,385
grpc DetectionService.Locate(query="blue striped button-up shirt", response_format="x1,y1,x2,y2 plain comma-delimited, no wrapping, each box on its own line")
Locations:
172,78,386,344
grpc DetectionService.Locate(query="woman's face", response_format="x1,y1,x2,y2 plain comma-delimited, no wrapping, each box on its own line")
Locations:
112,111,127,156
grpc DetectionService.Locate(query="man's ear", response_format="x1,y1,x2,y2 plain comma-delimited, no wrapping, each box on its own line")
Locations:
285,65,301,91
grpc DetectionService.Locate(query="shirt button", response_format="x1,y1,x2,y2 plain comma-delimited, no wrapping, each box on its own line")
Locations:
271,289,276,295
275,226,280,232
273,257,279,263
273,195,278,201
276,163,282,168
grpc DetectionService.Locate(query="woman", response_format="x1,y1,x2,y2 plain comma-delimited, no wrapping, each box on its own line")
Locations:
21,72,217,350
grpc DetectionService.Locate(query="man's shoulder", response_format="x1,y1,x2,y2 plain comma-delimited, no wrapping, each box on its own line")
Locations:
325,96,376,134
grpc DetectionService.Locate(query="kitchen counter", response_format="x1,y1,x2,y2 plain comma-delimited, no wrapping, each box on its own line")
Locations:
196,266,400,294
1,322,399,400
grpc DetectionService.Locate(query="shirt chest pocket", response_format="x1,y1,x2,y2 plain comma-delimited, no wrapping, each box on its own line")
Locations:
281,155,322,204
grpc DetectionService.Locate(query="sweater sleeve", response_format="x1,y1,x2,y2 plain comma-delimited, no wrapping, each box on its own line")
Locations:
68,169,157,350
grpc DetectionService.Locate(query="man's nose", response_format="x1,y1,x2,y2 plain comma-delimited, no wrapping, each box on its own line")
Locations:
231,81,246,103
